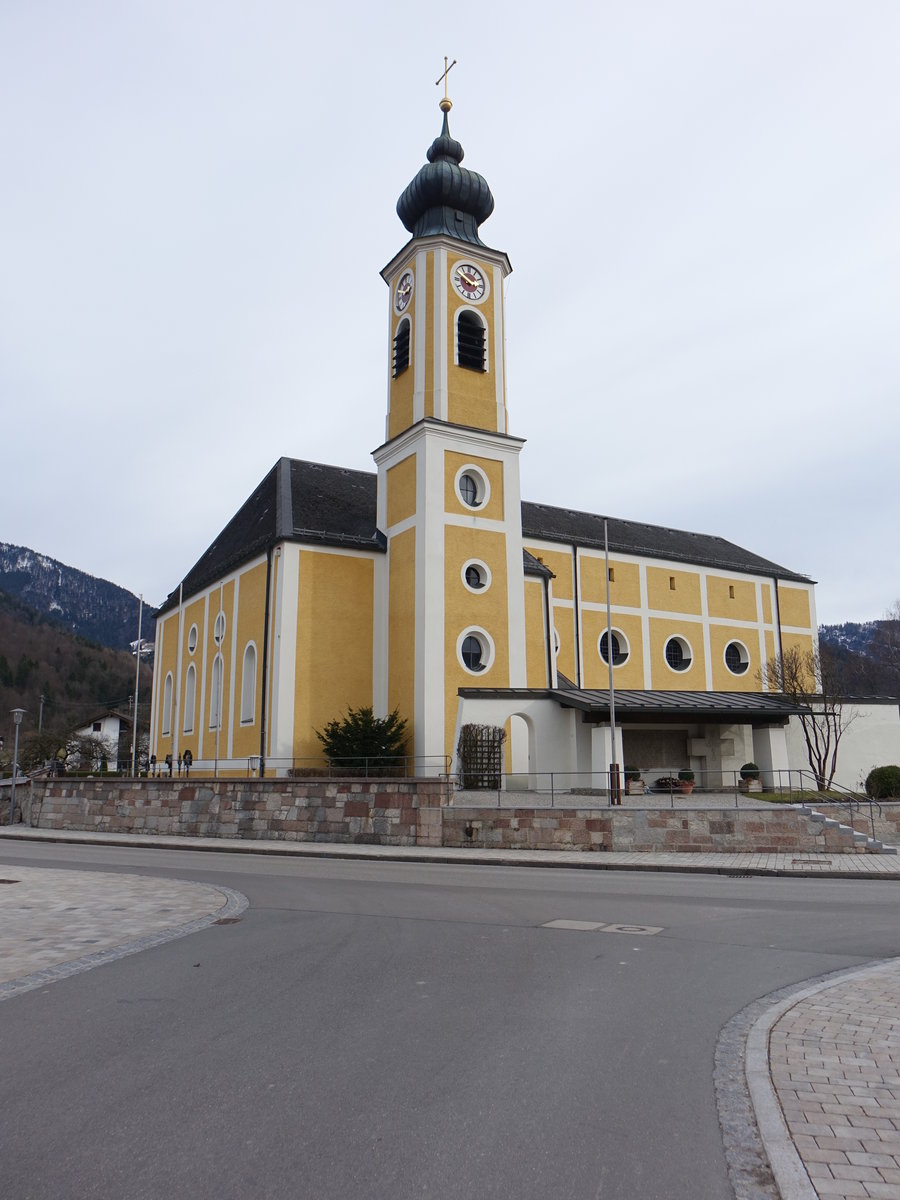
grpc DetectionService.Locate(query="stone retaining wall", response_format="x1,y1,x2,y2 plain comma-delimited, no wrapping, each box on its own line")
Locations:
21,780,879,853
811,802,900,850
442,806,868,854
26,778,449,847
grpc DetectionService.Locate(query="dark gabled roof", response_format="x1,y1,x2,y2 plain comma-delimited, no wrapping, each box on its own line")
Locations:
159,458,384,613
523,549,554,579
160,457,811,614
458,687,806,724
521,501,813,584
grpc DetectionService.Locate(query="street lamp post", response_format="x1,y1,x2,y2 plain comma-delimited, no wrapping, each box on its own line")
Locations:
9,708,26,826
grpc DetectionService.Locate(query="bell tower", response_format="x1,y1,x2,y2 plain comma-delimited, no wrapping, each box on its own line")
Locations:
373,77,527,772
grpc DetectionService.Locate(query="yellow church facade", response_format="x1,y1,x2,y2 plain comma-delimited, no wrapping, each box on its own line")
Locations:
149,98,816,787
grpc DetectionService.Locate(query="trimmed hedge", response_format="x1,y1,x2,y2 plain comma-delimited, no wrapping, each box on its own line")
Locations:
865,766,900,800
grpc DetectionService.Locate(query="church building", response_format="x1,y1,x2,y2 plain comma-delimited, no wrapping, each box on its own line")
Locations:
149,92,817,788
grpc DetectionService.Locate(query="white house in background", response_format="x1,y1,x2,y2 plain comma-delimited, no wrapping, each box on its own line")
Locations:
71,710,132,773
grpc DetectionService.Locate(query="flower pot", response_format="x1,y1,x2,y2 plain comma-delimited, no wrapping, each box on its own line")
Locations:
679,782,694,795
625,780,645,795
739,778,762,792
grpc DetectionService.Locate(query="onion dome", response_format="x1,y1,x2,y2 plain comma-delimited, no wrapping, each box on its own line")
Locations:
396,103,495,246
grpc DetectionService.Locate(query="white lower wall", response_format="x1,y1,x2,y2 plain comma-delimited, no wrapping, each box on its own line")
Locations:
786,702,900,790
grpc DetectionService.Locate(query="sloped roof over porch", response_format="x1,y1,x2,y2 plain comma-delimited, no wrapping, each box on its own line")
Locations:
458,687,807,725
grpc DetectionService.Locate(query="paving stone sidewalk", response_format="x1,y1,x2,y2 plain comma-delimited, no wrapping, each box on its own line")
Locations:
755,960,900,1199
0,864,243,999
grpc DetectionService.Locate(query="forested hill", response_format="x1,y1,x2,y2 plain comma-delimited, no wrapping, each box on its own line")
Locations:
0,589,152,743
0,543,155,651
819,619,900,697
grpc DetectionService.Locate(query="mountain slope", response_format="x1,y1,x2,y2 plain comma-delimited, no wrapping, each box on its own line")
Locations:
0,589,152,746
0,543,155,650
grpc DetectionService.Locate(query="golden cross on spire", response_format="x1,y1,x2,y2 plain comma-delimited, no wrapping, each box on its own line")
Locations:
435,55,456,112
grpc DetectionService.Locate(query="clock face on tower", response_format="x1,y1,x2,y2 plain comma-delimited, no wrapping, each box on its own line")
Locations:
394,271,413,312
453,263,486,301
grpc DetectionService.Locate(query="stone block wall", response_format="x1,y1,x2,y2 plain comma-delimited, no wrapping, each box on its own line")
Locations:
442,806,868,854
20,781,883,854
813,802,900,849
26,778,450,847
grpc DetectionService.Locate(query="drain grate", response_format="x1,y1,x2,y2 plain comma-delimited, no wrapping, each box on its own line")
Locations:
0,879,20,885
213,917,242,925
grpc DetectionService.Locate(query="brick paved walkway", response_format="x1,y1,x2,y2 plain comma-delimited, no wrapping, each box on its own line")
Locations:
0,863,244,1000
761,961,900,1199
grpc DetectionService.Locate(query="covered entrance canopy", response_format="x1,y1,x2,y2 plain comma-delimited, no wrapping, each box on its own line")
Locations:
550,687,806,725
455,687,808,789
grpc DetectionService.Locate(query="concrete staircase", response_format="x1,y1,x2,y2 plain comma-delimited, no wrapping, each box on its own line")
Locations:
797,804,898,855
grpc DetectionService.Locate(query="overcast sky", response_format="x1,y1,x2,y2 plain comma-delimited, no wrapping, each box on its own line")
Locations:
2,2,898,625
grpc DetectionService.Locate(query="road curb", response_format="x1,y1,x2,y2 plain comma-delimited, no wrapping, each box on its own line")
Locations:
2,826,900,880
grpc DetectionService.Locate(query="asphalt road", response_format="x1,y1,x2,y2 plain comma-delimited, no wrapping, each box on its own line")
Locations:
3,843,900,1200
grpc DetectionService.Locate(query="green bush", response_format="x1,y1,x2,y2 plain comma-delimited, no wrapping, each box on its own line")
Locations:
315,706,408,776
624,765,641,782
678,769,695,782
740,762,760,779
865,766,900,800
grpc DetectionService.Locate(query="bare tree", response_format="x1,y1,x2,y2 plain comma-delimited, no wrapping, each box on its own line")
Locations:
760,643,856,790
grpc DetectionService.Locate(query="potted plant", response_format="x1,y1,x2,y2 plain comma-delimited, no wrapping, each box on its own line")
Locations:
678,768,695,795
739,762,762,792
653,775,681,792
624,765,644,795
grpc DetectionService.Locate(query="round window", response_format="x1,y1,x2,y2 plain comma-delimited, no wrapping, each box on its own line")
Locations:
461,560,491,593
214,612,226,646
599,630,629,666
458,628,494,675
187,624,198,654
725,641,750,675
664,636,692,672
455,465,489,509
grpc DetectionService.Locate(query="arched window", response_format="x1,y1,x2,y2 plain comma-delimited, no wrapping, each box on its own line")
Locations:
209,654,224,730
392,317,410,377
599,630,629,666
457,310,486,371
725,641,750,675
241,643,257,724
183,664,196,733
161,673,173,736
461,634,486,671
664,636,693,672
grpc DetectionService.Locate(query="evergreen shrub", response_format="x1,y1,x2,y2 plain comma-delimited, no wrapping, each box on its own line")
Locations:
865,766,900,800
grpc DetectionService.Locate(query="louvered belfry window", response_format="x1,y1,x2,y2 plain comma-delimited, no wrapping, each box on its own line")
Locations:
457,311,485,371
392,318,410,377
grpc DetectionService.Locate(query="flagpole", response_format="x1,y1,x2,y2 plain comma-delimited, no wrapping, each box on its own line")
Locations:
131,595,143,777
603,519,620,805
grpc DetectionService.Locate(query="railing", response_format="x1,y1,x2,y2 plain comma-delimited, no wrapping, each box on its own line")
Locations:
144,754,451,781
795,770,882,839
451,767,886,818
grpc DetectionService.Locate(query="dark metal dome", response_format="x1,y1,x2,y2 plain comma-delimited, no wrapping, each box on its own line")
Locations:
396,111,495,246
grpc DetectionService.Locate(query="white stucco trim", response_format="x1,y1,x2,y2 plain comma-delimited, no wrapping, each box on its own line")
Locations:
435,246,449,421
197,591,209,760
699,567,713,689
417,433,445,761
413,248,427,425
271,542,300,763
492,262,506,434
372,550,389,715
226,574,240,758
